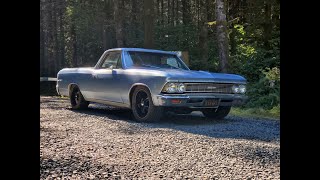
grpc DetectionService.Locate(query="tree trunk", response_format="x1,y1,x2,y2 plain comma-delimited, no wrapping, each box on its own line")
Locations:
156,0,160,25
172,0,175,26
114,0,124,47
227,0,236,55
70,14,78,67
167,0,171,25
207,0,215,22
47,0,54,76
131,0,139,39
263,0,272,49
161,0,164,26
182,0,191,25
176,0,180,25
40,0,45,76
197,0,200,28
102,25,107,50
53,0,59,75
198,0,208,69
59,0,65,68
143,0,154,48
42,0,49,76
216,0,229,73
102,0,109,50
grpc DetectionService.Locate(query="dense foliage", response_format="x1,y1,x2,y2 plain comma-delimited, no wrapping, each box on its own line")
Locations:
40,0,280,112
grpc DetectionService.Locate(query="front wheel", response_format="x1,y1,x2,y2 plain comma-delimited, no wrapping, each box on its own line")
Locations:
70,86,89,110
202,106,231,120
131,86,163,122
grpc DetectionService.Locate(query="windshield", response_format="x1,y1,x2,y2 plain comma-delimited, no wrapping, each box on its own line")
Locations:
126,51,189,70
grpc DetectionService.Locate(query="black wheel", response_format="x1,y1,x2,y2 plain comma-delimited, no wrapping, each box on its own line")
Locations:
202,106,231,120
131,86,163,122
70,86,89,110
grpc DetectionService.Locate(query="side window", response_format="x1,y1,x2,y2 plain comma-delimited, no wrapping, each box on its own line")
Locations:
167,57,179,68
99,52,122,69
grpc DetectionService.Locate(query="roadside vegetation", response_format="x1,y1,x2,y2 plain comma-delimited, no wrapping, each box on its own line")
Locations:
231,106,280,120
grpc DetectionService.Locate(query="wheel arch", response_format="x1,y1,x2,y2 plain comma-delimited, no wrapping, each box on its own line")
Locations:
128,83,152,108
68,83,80,97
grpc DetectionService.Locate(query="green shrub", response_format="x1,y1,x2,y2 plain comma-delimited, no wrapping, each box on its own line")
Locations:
270,104,280,116
245,67,280,110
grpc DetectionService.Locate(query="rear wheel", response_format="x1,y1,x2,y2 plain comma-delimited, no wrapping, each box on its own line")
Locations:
70,86,89,110
131,86,163,122
202,106,231,120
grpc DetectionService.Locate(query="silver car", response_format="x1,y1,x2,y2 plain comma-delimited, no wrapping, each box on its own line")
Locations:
56,48,247,122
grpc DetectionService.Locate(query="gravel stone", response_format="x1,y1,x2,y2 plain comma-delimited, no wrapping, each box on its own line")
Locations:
40,96,280,179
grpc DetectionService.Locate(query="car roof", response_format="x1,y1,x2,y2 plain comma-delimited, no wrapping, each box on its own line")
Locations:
105,48,177,55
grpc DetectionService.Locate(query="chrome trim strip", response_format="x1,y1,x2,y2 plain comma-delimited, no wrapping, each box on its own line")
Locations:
185,82,234,93
154,94,247,106
86,98,131,109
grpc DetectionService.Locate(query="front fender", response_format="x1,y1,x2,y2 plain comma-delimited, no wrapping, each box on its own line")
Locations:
125,77,168,107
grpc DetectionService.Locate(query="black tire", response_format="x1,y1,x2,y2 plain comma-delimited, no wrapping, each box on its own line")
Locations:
202,106,231,120
70,86,89,110
131,86,163,122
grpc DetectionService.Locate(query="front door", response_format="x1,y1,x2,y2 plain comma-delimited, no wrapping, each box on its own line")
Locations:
92,51,123,103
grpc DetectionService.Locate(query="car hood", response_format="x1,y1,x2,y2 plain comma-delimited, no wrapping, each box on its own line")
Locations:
128,68,246,83
164,69,246,83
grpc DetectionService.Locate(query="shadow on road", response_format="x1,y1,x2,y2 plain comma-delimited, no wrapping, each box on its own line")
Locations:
66,103,280,143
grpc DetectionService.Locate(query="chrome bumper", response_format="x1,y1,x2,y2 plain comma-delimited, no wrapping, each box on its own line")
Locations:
153,93,247,108
56,84,60,95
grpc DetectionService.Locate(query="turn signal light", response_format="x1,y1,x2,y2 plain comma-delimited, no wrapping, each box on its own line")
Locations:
171,99,182,104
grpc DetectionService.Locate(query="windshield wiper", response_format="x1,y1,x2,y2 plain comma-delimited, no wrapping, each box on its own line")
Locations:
139,64,181,70
169,66,179,69
140,64,162,69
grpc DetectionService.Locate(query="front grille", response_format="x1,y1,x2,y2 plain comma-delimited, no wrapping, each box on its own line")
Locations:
185,83,234,93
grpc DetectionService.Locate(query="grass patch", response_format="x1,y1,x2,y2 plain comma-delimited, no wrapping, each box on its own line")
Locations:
230,105,280,120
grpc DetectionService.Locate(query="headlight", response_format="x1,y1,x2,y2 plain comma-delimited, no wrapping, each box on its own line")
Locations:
177,83,185,93
239,84,246,94
232,85,240,93
162,83,185,93
166,83,177,93
232,84,246,94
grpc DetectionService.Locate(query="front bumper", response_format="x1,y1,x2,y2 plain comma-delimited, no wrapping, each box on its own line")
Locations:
153,93,247,108
56,84,60,95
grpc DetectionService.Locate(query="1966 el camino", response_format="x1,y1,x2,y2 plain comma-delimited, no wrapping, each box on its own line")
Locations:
57,48,247,122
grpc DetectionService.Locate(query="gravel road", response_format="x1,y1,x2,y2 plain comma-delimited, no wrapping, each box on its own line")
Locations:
40,96,280,179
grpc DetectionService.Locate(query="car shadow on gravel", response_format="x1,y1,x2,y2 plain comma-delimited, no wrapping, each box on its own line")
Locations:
148,114,279,143
68,106,135,122
68,104,280,143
